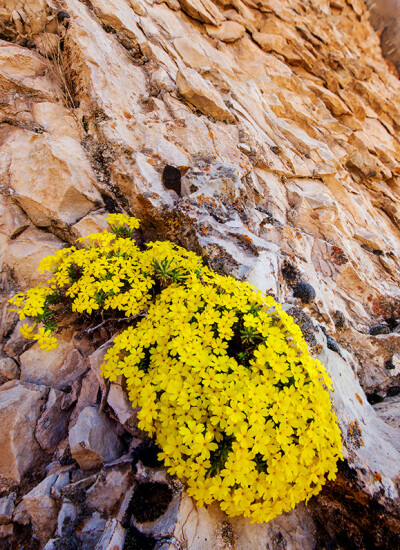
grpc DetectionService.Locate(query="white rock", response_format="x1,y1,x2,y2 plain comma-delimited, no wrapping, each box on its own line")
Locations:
374,396,400,430
94,518,125,549
69,406,124,470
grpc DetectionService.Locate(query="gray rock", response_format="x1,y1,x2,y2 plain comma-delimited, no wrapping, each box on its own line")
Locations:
23,472,70,543
76,513,106,548
86,462,133,514
107,382,142,436
35,388,70,453
0,494,15,524
94,518,125,550
0,380,47,483
69,406,124,470
57,501,78,537
374,396,400,430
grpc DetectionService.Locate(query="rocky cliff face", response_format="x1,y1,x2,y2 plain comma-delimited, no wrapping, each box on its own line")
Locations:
1,0,400,548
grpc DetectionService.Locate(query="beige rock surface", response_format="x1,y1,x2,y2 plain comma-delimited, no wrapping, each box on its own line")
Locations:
176,67,235,122
20,329,88,390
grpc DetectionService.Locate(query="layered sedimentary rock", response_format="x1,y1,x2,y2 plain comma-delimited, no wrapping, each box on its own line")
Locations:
1,0,400,548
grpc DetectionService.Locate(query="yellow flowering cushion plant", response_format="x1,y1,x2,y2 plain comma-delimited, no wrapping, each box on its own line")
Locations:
9,215,343,523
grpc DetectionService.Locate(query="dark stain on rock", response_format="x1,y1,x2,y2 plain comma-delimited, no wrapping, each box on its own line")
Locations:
129,482,173,523
162,165,182,196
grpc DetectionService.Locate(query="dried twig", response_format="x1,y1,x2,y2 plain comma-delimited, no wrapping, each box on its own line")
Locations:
75,311,147,339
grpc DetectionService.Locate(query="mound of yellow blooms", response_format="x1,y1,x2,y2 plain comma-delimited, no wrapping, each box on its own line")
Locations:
10,214,342,523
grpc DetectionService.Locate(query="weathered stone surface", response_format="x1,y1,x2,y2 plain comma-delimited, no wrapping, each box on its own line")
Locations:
2,129,102,227
56,501,78,538
76,512,106,547
0,195,29,239
86,462,132,514
35,388,70,454
374,396,400,430
69,406,124,470
71,209,109,239
0,381,47,484
107,382,141,436
4,227,64,289
168,494,316,550
20,329,88,390
23,474,62,543
205,21,246,43
0,41,62,101
176,67,234,122
0,356,19,384
0,494,15,525
178,0,224,25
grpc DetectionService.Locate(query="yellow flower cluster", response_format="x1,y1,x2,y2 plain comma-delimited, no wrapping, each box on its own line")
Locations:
10,215,343,523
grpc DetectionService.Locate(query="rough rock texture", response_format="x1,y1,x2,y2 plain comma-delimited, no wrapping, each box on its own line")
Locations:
69,405,124,470
1,0,400,548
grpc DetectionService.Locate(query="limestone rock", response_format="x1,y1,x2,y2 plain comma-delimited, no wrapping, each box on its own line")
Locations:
56,501,78,538
32,102,82,141
205,21,246,42
0,381,47,484
178,0,224,25
71,210,110,240
252,32,287,55
94,518,125,550
176,67,234,122
4,227,64,289
0,42,62,101
0,195,29,239
20,330,88,390
76,512,106,547
69,406,124,470
374,396,400,430
35,388,70,454
3,130,102,227
107,382,141,436
23,472,70,543
86,462,132,514
0,495,15,525
167,494,316,550
0,356,19,384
